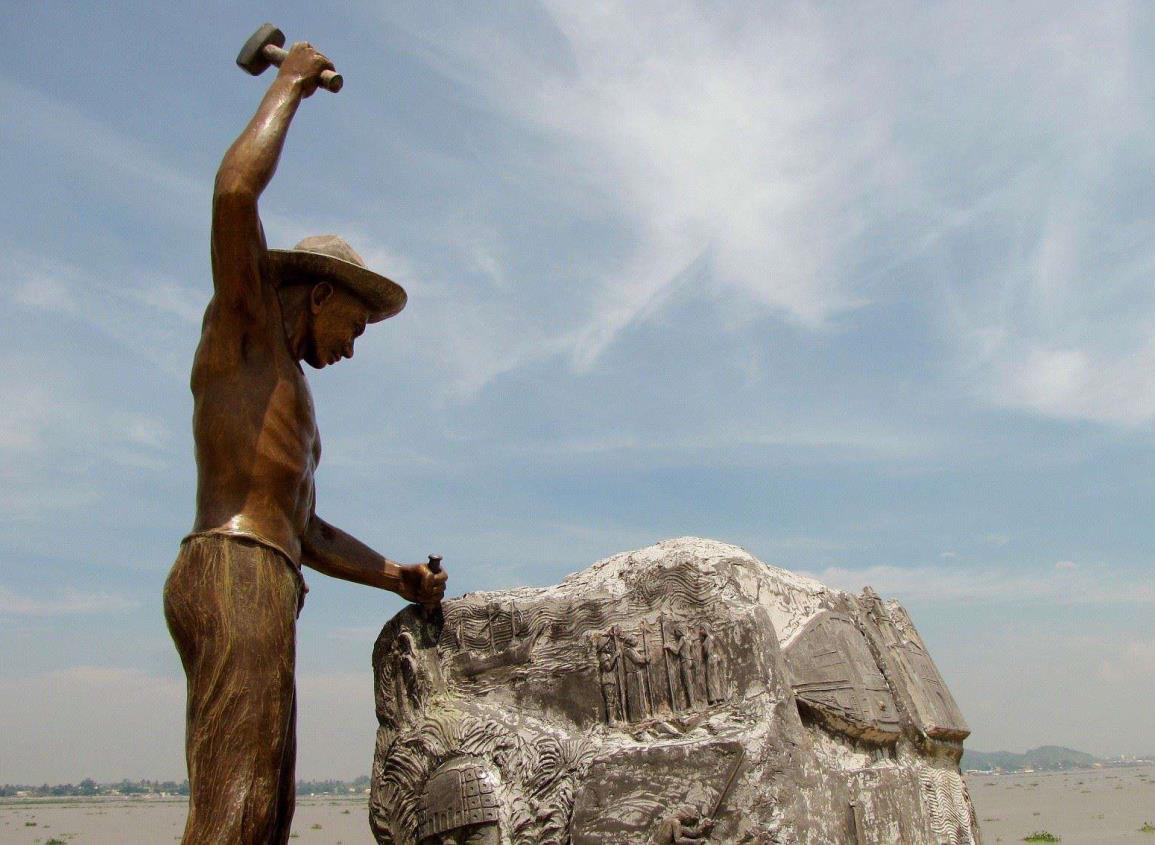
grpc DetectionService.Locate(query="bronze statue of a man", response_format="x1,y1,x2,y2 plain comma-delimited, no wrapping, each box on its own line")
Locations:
163,42,447,844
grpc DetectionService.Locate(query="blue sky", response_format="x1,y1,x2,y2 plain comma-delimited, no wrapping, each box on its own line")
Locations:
2,1,1153,781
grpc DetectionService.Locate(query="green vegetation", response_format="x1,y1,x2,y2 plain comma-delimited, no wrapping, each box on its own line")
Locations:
45,839,67,845
962,746,1097,772
1140,821,1155,833
1023,833,1061,843
295,775,370,796
0,778,188,798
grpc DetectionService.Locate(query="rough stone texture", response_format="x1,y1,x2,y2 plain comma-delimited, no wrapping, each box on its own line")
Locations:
370,538,981,844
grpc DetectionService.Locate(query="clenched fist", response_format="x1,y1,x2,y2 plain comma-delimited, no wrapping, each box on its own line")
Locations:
397,559,448,611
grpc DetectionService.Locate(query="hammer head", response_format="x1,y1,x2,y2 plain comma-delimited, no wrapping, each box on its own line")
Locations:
236,23,285,76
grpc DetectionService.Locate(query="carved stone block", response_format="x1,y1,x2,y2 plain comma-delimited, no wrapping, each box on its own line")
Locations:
370,538,981,844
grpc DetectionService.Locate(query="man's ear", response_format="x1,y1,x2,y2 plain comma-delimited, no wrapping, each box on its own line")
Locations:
309,282,335,314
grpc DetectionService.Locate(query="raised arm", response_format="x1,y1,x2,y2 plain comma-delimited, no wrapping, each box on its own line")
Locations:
211,43,334,317
301,515,448,609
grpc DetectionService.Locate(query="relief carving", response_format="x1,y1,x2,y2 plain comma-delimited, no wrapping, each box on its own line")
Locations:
663,624,699,711
416,756,501,845
371,538,980,844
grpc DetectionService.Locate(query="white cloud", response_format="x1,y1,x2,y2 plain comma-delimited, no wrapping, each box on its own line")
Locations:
2,249,206,378
1054,560,1079,571
384,2,898,371
0,586,138,616
0,362,171,461
10,276,79,316
803,561,1153,605
381,2,1155,426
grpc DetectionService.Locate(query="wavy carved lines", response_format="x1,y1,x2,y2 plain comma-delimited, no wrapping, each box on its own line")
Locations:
917,766,975,845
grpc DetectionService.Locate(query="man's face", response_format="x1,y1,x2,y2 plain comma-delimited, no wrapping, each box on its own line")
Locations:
305,283,370,369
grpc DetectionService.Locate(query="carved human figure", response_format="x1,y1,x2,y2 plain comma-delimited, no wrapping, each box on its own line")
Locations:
397,632,424,714
162,43,447,844
597,636,623,724
664,625,698,710
654,804,710,844
699,625,725,705
619,630,652,720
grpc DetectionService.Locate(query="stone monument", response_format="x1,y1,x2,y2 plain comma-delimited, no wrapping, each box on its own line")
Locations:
370,538,980,844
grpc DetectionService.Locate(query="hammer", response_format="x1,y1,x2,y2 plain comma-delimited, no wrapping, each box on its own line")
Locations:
236,23,343,93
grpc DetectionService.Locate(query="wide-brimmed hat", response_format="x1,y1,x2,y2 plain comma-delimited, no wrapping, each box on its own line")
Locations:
267,235,407,323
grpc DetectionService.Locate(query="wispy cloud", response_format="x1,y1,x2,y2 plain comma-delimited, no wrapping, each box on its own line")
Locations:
2,249,205,378
377,1,1155,426
804,561,1154,606
385,2,893,369
0,79,203,223
0,586,138,616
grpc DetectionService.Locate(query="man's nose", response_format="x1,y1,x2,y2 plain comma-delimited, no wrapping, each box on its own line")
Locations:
344,339,355,359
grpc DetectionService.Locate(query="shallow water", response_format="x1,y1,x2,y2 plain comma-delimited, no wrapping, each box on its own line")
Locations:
0,794,375,844
968,764,1155,844
2,765,1152,843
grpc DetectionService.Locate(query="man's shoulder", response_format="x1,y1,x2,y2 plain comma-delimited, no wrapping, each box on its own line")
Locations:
196,293,287,355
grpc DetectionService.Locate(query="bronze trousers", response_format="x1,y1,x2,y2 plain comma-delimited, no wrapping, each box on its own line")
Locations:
164,534,304,845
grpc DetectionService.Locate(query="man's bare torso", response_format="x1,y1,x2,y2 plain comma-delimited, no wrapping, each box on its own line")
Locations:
190,283,318,565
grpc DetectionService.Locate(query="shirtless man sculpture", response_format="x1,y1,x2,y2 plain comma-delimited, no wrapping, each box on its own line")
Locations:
163,42,447,844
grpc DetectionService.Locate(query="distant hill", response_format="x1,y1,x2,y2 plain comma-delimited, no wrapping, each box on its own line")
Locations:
962,745,1098,772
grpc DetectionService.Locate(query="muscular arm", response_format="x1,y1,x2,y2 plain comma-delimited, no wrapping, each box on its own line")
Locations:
301,515,447,607
211,44,333,318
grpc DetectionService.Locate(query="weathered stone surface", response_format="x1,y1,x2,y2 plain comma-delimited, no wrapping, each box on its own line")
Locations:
370,538,981,844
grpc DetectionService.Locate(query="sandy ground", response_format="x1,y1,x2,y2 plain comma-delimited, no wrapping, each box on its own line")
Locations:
0,795,376,844
1,766,1152,843
968,764,1155,844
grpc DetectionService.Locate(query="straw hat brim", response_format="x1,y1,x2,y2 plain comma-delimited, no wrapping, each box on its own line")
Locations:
267,248,407,323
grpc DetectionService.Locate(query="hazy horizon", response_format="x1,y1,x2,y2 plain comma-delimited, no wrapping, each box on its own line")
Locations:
2,1,1153,783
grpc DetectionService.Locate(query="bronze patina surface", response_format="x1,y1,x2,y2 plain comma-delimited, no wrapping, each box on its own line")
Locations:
164,36,446,845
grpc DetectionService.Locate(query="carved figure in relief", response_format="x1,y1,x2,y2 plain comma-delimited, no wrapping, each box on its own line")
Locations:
665,625,698,710
698,625,725,705
619,629,652,721
654,804,710,844
397,631,423,714
416,756,500,845
597,635,623,724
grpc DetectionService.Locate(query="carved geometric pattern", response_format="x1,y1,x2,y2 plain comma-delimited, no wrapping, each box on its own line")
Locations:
416,758,499,838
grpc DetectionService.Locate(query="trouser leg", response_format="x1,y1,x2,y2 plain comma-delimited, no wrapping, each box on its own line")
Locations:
269,691,297,844
164,537,300,845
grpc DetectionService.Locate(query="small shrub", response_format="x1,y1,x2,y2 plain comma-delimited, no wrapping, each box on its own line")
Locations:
1139,821,1155,833
1023,833,1060,843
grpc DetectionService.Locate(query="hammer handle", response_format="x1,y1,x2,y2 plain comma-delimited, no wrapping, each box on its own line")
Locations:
262,45,343,93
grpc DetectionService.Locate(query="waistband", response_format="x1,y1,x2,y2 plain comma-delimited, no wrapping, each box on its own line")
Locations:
181,529,301,572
